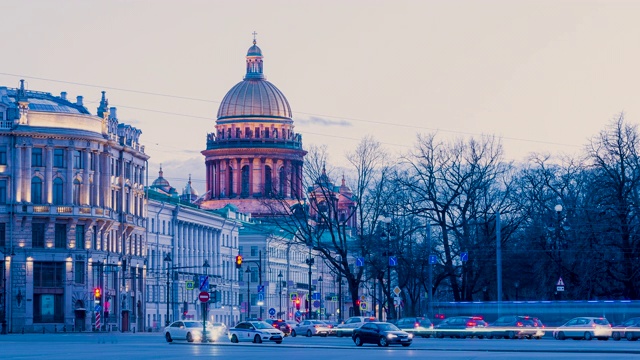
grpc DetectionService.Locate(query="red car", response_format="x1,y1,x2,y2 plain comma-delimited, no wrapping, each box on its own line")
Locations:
265,319,292,336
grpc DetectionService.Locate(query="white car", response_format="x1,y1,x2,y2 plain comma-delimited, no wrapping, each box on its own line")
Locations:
228,321,284,344
336,316,378,337
292,320,332,337
553,317,612,340
164,320,217,343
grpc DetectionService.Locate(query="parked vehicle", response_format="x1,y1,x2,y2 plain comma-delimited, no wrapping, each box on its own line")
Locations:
488,315,540,339
228,321,284,344
265,319,292,336
352,322,413,347
553,317,612,340
336,316,378,337
292,320,332,337
434,316,488,339
164,320,217,343
611,317,640,341
395,317,434,338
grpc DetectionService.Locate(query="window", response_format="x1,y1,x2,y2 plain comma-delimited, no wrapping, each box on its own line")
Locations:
264,166,272,197
55,224,66,248
73,150,83,169
31,177,43,204
125,162,131,178
76,225,85,249
53,178,64,204
255,127,260,139
72,179,81,205
92,225,98,250
250,246,258,256
0,223,5,248
0,149,6,165
33,294,64,323
32,148,43,167
279,167,286,197
0,179,7,204
241,165,250,197
89,152,95,171
74,261,85,283
53,148,65,168
32,223,46,248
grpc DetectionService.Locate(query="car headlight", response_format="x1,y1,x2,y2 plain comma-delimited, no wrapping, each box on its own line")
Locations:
387,334,398,339
408,333,414,339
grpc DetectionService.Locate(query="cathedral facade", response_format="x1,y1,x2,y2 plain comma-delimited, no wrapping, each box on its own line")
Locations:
200,39,307,217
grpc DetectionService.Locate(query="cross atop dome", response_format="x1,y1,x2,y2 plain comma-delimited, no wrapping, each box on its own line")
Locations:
252,31,258,45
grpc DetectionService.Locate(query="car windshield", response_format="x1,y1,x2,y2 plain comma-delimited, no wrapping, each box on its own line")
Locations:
378,323,400,331
594,319,610,325
185,322,201,328
254,322,273,329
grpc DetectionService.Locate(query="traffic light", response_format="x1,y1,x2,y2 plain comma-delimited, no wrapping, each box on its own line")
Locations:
355,299,361,307
182,301,188,318
93,287,102,304
295,299,301,310
235,255,243,269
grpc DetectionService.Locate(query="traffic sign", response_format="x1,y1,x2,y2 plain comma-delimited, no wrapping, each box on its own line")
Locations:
389,256,397,266
429,255,437,264
332,296,338,302
557,277,565,286
257,284,264,293
313,300,321,308
295,310,302,317
360,301,367,311
269,308,276,316
356,257,365,267
199,275,209,291
185,280,194,290
557,286,565,292
460,252,468,262
94,305,101,312
312,293,321,300
290,293,298,301
258,293,264,301
199,291,210,303
393,286,401,296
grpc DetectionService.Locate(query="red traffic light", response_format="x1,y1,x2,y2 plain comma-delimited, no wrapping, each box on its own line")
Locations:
295,299,301,310
235,255,243,268
355,299,361,306
93,287,101,298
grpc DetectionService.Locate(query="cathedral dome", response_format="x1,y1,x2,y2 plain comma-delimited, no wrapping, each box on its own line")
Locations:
216,38,292,120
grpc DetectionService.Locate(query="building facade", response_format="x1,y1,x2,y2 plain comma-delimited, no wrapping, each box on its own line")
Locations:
0,82,148,333
146,173,244,329
200,38,307,217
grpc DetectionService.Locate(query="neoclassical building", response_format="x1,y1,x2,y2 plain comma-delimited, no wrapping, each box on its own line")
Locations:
0,82,148,333
200,38,307,217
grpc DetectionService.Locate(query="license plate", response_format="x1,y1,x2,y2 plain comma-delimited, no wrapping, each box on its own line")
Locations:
401,338,409,341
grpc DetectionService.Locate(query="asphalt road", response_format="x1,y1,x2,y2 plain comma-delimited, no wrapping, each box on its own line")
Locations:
1,332,639,360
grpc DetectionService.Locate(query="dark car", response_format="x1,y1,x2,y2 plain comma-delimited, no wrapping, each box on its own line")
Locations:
395,317,434,338
612,317,640,341
265,319,292,336
489,315,540,339
352,322,413,347
434,316,488,339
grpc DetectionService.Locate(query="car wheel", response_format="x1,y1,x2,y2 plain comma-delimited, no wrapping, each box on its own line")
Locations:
507,331,516,339
379,336,389,347
307,330,312,337
436,332,443,339
402,343,411,347
165,332,173,343
612,332,621,341
557,332,566,340
336,331,343,338
291,330,297,337
254,334,262,343
627,332,637,341
584,332,593,341
488,335,494,339
354,336,363,346
275,341,282,344
231,334,239,343
186,332,194,343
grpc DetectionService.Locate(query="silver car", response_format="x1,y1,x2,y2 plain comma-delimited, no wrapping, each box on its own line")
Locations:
164,320,217,343
228,321,284,344
292,320,332,337
553,317,612,340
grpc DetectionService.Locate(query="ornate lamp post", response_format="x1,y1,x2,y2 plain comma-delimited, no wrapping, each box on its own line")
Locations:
317,276,323,320
277,271,283,319
305,248,314,320
163,253,172,326
377,215,392,320
245,267,251,320
202,259,210,342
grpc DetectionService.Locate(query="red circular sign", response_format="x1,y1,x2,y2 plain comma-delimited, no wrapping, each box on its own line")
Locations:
199,291,210,302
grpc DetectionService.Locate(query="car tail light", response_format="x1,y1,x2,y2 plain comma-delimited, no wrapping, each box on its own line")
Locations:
314,325,319,328
467,321,477,327
542,325,546,328
516,322,523,327
273,324,278,328
414,323,420,328
592,323,596,328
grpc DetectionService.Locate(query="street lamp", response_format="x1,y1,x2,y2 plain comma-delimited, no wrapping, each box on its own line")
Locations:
1,249,13,335
554,204,563,300
277,271,283,319
515,281,520,301
202,259,210,342
163,253,172,326
377,215,392,320
317,276,323,320
245,267,251,320
305,248,314,320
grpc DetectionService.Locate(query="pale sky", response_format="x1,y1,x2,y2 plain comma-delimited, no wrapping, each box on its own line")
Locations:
2,0,639,194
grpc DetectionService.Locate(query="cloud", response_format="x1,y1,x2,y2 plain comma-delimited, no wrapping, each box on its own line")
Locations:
295,116,352,127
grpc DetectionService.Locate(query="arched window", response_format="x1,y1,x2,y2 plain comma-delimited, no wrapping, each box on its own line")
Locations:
264,166,272,197
73,179,81,205
241,165,250,198
53,178,64,204
279,167,286,197
31,177,43,204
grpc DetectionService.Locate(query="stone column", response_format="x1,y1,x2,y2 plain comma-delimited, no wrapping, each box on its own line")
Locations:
45,146,53,204
23,145,32,203
83,149,90,205
14,143,22,203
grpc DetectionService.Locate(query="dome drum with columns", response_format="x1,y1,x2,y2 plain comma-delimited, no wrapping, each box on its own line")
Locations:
201,37,307,216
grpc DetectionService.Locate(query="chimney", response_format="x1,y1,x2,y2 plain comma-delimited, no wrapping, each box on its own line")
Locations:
110,107,117,119
60,92,67,100
76,96,84,106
